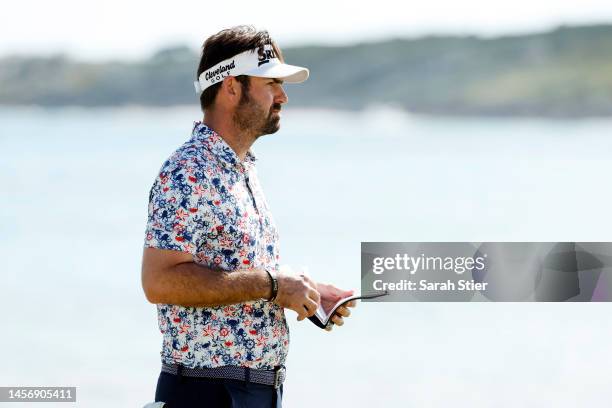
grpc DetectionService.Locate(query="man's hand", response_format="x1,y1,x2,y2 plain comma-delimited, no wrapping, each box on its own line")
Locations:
274,271,321,321
316,283,357,332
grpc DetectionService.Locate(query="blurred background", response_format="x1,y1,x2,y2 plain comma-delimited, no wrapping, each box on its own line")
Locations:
2,0,612,407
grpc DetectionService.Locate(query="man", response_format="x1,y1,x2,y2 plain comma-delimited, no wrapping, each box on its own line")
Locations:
141,26,356,408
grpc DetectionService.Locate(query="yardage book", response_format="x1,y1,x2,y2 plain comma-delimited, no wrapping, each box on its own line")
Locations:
308,290,389,329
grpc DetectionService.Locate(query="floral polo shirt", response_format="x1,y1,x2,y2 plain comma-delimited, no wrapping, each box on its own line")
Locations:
144,122,288,370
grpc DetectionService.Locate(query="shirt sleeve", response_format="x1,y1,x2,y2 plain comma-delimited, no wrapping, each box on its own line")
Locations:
144,163,208,254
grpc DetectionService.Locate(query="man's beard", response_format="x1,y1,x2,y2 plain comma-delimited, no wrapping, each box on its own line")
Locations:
232,90,281,137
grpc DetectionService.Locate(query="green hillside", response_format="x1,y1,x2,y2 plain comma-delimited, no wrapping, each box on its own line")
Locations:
2,24,612,117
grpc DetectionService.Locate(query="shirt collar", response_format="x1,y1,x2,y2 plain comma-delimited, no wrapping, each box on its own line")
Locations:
191,121,257,171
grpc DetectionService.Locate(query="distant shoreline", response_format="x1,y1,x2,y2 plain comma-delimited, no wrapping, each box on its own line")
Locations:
3,104,612,123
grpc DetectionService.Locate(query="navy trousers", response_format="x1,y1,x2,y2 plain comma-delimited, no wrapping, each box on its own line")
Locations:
155,371,283,408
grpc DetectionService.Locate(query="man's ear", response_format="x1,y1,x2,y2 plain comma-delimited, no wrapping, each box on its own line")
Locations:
220,76,241,105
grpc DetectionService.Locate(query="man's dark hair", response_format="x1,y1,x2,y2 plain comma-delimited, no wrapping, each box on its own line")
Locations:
196,26,284,111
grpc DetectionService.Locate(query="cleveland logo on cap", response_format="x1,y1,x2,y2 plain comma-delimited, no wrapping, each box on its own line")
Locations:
204,60,236,83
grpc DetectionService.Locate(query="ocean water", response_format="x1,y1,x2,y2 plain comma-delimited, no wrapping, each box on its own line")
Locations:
1,106,612,407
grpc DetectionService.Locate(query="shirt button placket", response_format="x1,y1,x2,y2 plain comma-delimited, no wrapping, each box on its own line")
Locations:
243,168,264,234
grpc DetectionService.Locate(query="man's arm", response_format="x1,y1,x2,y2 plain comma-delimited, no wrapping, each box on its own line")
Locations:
141,247,320,319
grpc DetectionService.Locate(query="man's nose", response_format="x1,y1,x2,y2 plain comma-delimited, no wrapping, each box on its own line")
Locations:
276,86,288,105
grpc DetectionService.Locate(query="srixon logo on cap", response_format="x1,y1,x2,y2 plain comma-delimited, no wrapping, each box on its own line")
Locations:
258,47,277,66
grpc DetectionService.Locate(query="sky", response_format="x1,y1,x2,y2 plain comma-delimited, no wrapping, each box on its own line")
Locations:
3,0,612,60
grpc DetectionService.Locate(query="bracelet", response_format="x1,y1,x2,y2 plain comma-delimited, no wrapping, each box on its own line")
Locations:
264,269,278,302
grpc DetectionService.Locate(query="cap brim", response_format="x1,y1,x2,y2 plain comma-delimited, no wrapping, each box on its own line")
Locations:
244,62,309,83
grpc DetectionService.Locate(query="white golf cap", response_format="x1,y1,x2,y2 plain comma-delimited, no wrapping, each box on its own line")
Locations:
194,44,309,94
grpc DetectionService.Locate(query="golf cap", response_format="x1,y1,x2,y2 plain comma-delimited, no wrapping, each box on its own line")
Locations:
194,44,309,94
